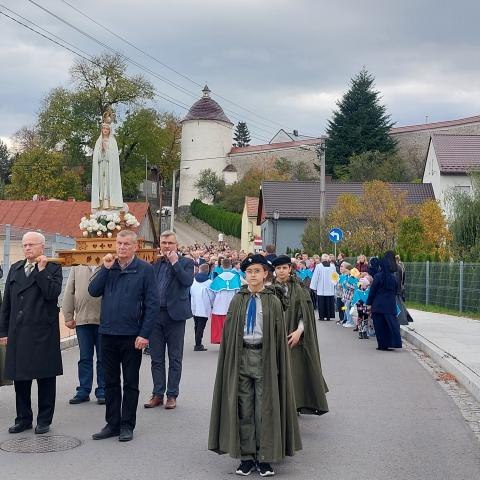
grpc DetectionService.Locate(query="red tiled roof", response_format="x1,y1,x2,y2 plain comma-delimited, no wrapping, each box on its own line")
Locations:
391,115,480,134
245,196,259,217
229,138,322,155
430,134,480,174
0,200,150,237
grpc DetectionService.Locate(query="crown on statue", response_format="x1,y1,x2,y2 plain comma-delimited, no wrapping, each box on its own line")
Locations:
102,107,116,126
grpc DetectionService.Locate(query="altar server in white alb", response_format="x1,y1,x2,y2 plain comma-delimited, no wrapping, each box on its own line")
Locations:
310,253,337,321
208,258,241,344
190,263,213,352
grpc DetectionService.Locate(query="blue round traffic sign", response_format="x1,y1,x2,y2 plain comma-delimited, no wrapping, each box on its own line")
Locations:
328,227,344,244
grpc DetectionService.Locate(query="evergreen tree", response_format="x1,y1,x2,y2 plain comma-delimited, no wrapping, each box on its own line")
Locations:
233,121,251,147
326,68,396,177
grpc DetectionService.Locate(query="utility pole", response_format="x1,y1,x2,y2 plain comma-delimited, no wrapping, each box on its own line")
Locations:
144,155,148,203
318,140,326,219
170,169,177,232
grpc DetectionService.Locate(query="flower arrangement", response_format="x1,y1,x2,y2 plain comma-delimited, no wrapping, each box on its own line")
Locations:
79,212,140,238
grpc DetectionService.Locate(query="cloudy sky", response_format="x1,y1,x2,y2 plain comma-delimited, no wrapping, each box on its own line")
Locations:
1,0,480,147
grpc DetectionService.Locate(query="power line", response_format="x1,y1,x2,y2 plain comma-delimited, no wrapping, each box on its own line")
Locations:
0,5,196,112
0,8,93,64
28,0,276,139
59,0,290,132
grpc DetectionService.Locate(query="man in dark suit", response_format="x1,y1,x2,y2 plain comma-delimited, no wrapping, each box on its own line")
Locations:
144,230,194,410
0,232,63,434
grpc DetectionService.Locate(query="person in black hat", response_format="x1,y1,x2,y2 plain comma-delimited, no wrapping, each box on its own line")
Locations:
208,254,301,477
272,255,329,416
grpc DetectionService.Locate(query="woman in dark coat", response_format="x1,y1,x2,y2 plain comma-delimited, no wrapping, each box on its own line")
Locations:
366,252,402,351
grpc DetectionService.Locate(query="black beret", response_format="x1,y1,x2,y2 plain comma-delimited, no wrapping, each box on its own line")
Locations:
271,255,292,267
240,254,273,272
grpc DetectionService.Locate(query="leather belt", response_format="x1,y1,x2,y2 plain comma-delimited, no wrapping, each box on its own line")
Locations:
243,341,263,350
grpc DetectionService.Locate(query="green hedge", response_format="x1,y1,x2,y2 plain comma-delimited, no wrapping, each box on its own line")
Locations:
190,199,241,238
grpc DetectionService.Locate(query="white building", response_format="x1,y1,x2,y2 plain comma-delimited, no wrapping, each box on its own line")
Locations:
422,134,480,215
178,85,234,207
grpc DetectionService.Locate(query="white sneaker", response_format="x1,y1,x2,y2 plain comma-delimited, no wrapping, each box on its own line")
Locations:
343,323,353,328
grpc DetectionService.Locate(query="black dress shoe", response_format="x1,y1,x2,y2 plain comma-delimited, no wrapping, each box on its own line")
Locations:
96,397,106,405
194,345,208,351
69,395,90,405
92,425,120,440
118,428,133,442
8,423,32,434
35,425,50,434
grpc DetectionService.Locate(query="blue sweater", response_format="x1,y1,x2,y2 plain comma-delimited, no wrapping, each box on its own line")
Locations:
88,256,160,338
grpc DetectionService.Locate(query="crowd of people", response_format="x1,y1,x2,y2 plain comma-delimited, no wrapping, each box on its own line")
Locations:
0,231,410,477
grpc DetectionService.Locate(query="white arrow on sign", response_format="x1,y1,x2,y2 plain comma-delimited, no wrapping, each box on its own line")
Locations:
330,231,340,242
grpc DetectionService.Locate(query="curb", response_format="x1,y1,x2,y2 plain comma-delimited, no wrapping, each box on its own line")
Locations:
401,325,480,403
60,335,78,350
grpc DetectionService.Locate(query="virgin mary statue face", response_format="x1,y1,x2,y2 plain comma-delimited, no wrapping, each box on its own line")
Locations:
101,124,111,137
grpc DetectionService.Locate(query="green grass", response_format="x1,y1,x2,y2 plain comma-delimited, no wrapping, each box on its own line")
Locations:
406,301,480,320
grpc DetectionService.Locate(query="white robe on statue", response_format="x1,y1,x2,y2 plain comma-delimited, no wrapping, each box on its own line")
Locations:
91,127,123,210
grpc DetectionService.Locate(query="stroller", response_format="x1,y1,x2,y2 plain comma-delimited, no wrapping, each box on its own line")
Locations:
356,300,369,339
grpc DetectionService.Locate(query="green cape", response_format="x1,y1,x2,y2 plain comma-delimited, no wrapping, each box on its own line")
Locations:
277,275,329,415
208,285,302,463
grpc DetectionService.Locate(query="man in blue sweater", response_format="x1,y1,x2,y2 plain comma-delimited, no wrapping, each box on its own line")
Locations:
88,230,159,442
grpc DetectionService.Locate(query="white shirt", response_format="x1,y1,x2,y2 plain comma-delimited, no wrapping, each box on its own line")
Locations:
243,292,263,344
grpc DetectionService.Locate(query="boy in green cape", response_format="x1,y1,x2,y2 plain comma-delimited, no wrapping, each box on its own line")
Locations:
208,254,301,477
272,255,329,415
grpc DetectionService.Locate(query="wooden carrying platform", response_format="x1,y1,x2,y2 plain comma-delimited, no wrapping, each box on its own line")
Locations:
55,237,158,266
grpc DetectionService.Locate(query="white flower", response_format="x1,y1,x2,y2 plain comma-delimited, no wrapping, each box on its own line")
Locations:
97,231,102,237
87,227,93,232
107,221,116,230
107,232,112,238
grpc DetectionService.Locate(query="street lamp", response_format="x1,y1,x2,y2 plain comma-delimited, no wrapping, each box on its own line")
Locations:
273,209,280,249
170,166,190,232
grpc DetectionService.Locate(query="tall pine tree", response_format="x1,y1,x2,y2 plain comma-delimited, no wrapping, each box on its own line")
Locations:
233,121,251,147
326,68,396,176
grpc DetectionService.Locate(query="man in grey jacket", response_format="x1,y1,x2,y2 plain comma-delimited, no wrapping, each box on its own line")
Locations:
62,265,105,405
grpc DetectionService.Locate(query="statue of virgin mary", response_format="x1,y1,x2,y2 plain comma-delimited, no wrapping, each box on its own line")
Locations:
91,113,124,211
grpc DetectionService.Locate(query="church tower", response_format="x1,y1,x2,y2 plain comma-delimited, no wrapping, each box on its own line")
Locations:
178,85,233,207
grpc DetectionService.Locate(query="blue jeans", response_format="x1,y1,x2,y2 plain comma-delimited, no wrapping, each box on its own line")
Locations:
76,324,105,399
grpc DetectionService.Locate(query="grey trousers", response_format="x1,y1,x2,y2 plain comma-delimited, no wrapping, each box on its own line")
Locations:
238,348,263,461
149,310,186,398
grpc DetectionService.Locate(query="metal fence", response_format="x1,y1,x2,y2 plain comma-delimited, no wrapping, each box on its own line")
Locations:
0,224,75,303
404,261,480,315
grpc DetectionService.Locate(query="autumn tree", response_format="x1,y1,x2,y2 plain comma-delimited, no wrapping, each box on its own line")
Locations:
325,181,409,254
326,68,396,177
417,200,451,255
217,162,288,213
5,148,84,200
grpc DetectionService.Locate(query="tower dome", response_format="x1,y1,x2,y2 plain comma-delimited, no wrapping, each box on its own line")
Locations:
182,85,233,125
178,85,234,208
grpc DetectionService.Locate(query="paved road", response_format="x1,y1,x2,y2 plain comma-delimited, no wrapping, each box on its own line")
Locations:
174,220,215,247
1,319,479,479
